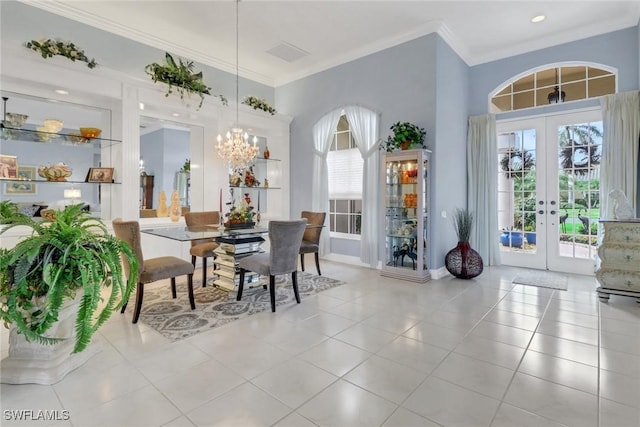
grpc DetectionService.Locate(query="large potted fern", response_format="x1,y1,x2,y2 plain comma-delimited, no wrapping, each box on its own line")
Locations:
0,202,138,384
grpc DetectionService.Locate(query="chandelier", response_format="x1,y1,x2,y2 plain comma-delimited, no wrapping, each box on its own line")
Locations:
217,0,258,171
547,67,566,104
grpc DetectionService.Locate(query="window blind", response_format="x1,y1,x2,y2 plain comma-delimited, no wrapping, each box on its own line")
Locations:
327,148,363,199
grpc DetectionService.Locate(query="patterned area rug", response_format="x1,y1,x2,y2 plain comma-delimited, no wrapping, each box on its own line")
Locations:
129,272,345,341
512,270,569,290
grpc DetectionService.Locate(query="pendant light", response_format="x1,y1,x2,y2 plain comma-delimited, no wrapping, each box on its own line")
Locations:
547,67,566,104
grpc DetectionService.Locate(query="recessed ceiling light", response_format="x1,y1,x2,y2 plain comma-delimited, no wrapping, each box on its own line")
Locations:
139,102,145,110
172,113,180,117
54,89,69,95
531,15,546,23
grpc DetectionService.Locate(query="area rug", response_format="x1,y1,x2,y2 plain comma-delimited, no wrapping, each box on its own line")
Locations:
128,272,345,341
512,270,568,290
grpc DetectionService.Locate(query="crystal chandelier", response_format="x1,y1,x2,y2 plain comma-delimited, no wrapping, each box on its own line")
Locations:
217,0,258,171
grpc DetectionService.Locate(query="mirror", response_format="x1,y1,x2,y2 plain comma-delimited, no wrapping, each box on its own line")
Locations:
139,116,193,218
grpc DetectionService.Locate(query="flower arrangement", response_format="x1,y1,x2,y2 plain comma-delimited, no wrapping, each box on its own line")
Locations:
242,96,277,115
145,53,228,109
226,193,255,224
26,39,97,69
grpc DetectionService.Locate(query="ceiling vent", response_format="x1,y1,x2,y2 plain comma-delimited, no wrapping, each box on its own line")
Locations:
266,42,309,63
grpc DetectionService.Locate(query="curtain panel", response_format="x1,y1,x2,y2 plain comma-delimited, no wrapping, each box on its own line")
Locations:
344,106,380,267
312,110,342,255
467,114,501,265
599,91,640,219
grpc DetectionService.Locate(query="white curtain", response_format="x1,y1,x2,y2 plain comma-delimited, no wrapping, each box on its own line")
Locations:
344,106,380,267
600,91,640,219
312,110,342,255
467,114,501,265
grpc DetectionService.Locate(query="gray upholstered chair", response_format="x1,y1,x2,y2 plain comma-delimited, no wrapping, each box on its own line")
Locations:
299,211,326,276
237,219,307,312
184,211,220,286
112,218,195,324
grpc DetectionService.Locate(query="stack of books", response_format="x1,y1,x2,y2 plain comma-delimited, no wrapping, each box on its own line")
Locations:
212,234,266,291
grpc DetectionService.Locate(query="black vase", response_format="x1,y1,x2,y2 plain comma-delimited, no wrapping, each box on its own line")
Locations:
445,241,483,279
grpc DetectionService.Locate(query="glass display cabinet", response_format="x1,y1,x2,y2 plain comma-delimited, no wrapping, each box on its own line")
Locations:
380,149,431,282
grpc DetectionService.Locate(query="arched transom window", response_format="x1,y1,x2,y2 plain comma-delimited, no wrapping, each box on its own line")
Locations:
491,65,616,113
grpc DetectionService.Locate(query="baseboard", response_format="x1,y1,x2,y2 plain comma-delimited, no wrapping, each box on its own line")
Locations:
322,253,375,269
430,266,451,280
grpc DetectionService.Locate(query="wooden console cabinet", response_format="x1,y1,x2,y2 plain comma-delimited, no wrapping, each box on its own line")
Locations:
596,219,640,302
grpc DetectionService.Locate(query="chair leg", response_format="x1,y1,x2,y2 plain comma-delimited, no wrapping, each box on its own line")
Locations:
202,257,207,287
237,268,246,301
132,282,144,324
269,275,276,312
314,252,321,276
292,271,301,304
171,277,177,298
300,253,305,271
191,255,196,267
187,273,195,310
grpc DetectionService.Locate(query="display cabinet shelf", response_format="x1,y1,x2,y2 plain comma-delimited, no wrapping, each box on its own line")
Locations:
380,149,431,283
1,126,120,146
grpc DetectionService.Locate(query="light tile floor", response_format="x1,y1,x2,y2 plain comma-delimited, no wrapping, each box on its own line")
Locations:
1,261,640,427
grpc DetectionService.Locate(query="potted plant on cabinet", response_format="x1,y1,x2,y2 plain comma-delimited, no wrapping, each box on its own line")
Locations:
444,208,483,279
380,121,426,152
0,202,138,384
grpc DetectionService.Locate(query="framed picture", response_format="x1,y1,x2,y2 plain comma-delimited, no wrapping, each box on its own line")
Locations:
86,167,114,183
4,165,36,195
0,154,18,179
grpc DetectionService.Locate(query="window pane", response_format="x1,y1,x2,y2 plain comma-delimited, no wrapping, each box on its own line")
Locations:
513,75,534,92
536,69,556,89
335,214,348,233
496,85,511,97
513,91,534,110
561,66,586,84
335,200,348,213
492,95,511,112
329,213,336,232
336,132,350,150
563,81,586,102
588,67,612,78
589,75,615,98
337,115,349,132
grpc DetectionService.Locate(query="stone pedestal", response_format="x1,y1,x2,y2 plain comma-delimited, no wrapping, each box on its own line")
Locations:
0,295,102,385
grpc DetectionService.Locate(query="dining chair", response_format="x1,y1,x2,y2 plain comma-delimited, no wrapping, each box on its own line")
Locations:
112,218,195,324
299,211,326,276
184,211,220,286
237,219,307,312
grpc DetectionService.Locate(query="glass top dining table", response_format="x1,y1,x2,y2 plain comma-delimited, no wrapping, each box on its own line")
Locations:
141,225,269,242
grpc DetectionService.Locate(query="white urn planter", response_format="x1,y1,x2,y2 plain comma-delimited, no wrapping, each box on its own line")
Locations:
1,294,101,385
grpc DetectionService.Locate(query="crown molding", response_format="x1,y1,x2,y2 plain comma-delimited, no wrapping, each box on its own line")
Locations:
20,0,276,87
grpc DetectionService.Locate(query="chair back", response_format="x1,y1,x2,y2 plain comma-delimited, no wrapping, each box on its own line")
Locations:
112,218,145,277
269,219,307,275
301,211,326,244
184,211,220,247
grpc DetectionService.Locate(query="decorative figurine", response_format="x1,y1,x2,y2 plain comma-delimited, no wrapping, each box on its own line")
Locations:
169,190,181,222
263,145,270,159
609,189,634,220
157,190,168,217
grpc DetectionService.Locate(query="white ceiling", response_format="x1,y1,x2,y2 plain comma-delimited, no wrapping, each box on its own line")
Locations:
23,1,640,87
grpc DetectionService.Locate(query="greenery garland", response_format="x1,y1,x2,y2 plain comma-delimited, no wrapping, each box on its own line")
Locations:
500,148,535,178
26,39,97,69
242,96,277,115
145,53,228,109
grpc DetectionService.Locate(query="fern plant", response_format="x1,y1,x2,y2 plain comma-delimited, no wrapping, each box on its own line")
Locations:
145,52,227,109
0,202,138,353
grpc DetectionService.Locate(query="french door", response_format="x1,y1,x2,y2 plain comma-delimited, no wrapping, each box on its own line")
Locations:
497,110,602,274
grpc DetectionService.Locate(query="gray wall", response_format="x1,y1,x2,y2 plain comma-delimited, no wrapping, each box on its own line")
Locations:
277,34,470,268
469,27,639,117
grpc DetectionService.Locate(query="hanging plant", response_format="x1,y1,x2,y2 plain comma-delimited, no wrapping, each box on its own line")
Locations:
242,96,277,115
145,52,228,109
500,148,535,178
560,139,601,176
26,39,97,69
